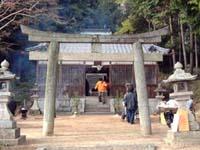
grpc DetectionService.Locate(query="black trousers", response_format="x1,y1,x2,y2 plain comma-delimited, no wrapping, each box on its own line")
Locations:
98,92,106,103
164,111,174,128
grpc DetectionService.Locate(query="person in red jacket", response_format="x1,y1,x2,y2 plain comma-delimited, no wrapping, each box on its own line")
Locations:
95,78,108,104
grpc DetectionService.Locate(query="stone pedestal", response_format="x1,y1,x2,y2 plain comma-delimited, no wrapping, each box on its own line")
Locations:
0,93,26,146
188,110,200,131
164,130,200,145
29,95,41,115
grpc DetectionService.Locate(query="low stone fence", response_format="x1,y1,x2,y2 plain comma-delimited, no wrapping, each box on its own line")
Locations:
109,98,159,115
38,98,86,114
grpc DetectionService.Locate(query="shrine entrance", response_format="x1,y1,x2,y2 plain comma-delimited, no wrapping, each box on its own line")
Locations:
85,63,109,96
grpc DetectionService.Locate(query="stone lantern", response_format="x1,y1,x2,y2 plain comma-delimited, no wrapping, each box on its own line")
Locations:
29,83,40,115
0,60,26,145
163,62,200,145
163,62,197,108
154,83,167,102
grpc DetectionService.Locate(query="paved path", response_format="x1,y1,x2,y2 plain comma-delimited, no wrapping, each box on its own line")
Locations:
2,114,200,150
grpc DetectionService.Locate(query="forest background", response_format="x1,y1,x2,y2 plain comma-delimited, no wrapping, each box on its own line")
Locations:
1,0,200,102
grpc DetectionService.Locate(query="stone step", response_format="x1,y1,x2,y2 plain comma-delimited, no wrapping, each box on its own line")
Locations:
36,144,156,150
85,105,109,108
85,101,106,105
84,112,113,115
85,97,110,105
85,104,110,108
85,108,110,112
85,97,110,113
85,106,110,109
165,130,200,145
0,128,20,139
0,135,26,146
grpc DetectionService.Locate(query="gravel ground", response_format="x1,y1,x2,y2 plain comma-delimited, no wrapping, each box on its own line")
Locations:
1,114,200,150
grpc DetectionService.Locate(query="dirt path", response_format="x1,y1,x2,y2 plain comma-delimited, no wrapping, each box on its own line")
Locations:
1,114,200,150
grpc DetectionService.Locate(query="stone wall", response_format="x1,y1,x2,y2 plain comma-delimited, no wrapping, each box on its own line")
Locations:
38,98,85,113
110,98,159,115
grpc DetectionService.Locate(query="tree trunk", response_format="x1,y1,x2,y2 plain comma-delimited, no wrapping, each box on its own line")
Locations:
178,31,182,62
147,19,151,32
194,33,198,73
180,22,187,68
169,16,175,66
189,25,194,73
43,41,59,136
133,42,152,136
153,23,156,31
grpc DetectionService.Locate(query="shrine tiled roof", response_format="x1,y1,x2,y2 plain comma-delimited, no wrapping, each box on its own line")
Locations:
26,43,169,55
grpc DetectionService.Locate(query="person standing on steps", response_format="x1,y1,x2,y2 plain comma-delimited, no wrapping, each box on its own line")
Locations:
95,78,108,104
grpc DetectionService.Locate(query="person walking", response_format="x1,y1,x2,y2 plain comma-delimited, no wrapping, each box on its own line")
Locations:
95,78,108,104
123,83,137,124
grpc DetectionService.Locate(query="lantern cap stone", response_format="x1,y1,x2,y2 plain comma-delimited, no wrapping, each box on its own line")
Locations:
1,60,9,71
163,62,197,83
174,62,183,69
0,60,15,80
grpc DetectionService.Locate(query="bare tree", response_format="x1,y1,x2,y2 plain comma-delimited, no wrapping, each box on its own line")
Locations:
0,0,59,52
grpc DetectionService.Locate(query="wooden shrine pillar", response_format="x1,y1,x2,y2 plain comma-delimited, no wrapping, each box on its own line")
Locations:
43,41,59,136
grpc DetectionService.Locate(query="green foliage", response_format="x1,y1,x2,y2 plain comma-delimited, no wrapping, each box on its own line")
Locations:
116,15,150,34
116,0,200,71
189,0,200,11
117,0,200,33
33,0,123,32
116,18,134,34
13,81,33,104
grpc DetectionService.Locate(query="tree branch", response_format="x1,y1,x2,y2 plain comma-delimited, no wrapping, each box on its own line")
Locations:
0,7,10,18
0,15,16,31
0,1,40,23
18,13,35,18
29,1,40,11
0,9,25,23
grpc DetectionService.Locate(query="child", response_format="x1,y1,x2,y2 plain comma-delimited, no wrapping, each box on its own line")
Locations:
21,107,28,119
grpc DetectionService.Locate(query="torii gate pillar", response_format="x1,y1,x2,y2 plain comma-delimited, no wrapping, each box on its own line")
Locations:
42,41,59,136
133,42,152,135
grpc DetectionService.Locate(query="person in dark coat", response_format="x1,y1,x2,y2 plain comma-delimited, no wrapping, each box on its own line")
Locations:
123,83,137,124
7,100,17,116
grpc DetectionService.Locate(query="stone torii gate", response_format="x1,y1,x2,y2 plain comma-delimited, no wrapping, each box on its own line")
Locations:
21,25,168,136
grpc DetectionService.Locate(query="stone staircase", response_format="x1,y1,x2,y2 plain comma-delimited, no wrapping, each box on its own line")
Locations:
85,96,111,114
36,144,156,150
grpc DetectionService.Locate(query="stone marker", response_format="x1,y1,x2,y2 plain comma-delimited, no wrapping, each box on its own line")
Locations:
177,109,189,132
29,84,41,115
